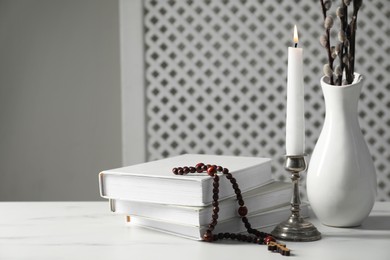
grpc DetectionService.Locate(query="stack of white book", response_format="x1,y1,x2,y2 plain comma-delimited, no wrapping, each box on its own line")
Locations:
99,154,307,240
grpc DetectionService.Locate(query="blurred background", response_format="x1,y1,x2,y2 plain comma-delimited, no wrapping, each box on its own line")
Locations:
0,0,389,201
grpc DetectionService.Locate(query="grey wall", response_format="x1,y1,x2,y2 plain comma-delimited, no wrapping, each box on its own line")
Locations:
0,0,122,200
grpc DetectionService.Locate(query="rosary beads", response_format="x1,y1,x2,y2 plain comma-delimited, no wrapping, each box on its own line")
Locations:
172,163,291,256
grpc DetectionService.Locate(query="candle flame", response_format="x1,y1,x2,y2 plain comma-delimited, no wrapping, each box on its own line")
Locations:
293,25,299,44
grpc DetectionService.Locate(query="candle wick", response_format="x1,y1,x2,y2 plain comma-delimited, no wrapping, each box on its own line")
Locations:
294,43,298,48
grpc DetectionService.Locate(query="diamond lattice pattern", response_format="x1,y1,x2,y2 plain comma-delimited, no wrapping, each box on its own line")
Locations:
144,0,390,201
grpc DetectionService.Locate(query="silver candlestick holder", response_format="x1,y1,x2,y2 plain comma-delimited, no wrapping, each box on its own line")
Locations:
271,155,321,241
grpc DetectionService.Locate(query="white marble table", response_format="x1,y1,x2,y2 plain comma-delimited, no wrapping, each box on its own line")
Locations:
0,202,389,260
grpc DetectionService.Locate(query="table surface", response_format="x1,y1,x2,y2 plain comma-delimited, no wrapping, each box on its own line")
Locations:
0,202,389,260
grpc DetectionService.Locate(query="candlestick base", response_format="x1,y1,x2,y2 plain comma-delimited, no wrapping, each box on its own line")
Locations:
271,155,321,242
271,214,321,242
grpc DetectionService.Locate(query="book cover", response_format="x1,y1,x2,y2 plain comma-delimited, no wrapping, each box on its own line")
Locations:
110,181,292,226
99,154,272,206
125,204,309,240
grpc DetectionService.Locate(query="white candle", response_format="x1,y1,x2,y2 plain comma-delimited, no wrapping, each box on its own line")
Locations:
286,25,305,155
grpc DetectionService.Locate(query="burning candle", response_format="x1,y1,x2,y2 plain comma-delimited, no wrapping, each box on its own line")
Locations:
286,25,305,155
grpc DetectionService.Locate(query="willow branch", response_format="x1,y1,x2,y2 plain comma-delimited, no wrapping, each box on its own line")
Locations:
349,0,362,83
337,1,348,85
320,0,334,85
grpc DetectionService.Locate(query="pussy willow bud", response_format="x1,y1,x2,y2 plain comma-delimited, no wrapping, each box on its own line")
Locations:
324,16,334,29
338,30,346,42
324,0,332,10
336,7,344,17
334,65,342,76
320,35,328,48
323,64,333,77
344,0,351,6
354,0,363,10
343,56,349,64
331,46,338,59
335,43,341,55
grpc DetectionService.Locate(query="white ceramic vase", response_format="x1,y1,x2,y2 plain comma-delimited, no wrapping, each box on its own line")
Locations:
307,73,377,227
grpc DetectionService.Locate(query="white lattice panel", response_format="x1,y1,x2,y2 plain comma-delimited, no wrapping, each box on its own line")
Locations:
143,0,390,200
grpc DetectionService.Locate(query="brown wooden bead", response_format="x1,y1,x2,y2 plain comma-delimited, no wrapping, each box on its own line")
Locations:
212,194,218,200
238,199,244,206
238,206,248,216
196,163,204,168
189,166,196,173
226,173,233,179
248,228,256,235
208,224,215,231
213,175,219,181
241,235,248,241
213,206,219,213
196,166,203,173
246,236,255,243
183,167,190,173
203,231,213,242
245,222,252,229
222,168,229,174
172,168,178,175
213,188,219,194
264,235,276,245
207,166,216,176
178,168,184,175
217,166,223,172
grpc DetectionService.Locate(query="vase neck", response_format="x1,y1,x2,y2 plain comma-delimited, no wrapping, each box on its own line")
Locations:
321,81,363,118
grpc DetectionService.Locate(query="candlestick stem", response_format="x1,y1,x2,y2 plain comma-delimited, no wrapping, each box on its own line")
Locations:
291,171,301,216
271,155,321,242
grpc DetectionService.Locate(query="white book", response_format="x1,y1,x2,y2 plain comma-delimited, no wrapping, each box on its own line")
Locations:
99,154,272,206
110,181,292,226
125,204,309,240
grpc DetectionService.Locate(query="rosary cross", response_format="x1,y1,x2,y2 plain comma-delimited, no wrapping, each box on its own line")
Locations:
268,241,291,256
